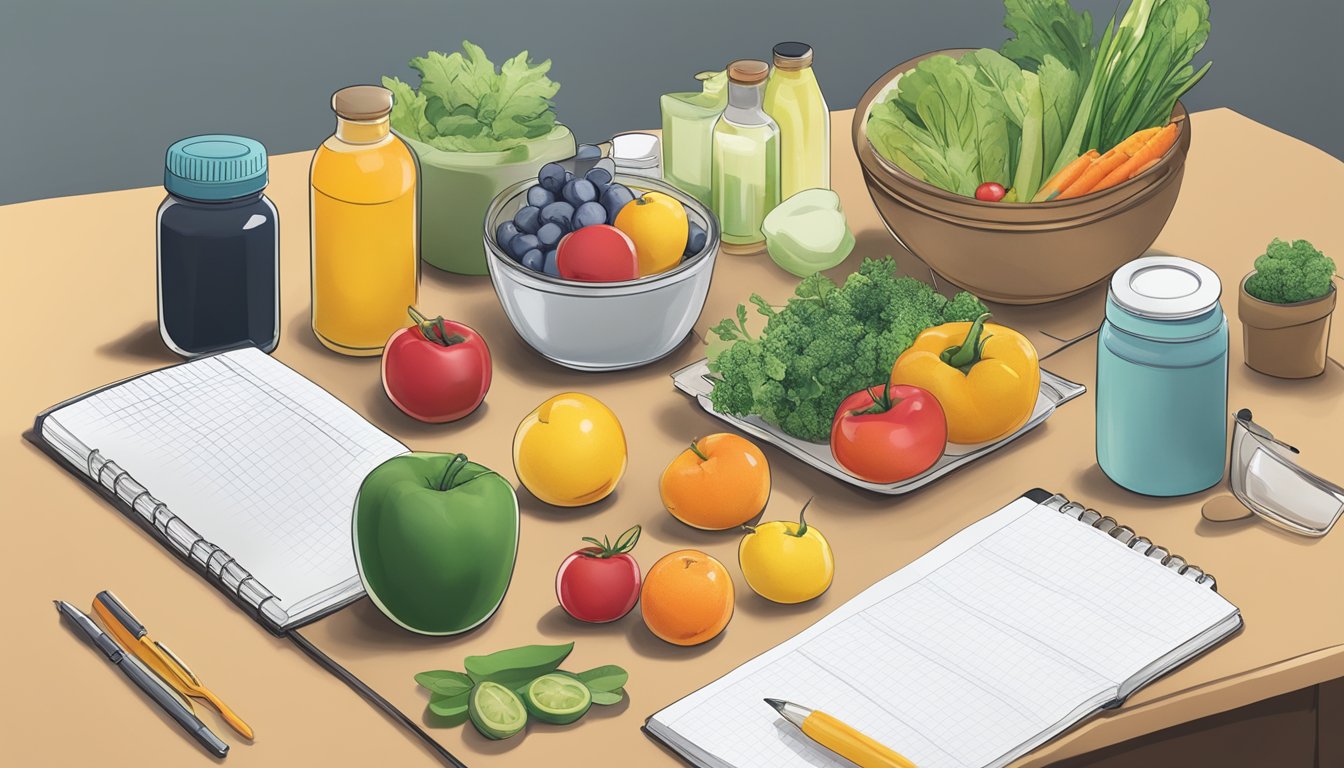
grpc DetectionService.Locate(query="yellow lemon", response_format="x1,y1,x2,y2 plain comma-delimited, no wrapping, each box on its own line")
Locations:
738,500,834,604
613,191,689,276
513,393,626,507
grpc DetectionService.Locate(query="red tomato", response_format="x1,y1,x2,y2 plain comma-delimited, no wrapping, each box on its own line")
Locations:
556,225,639,282
555,525,642,623
381,308,491,423
830,384,947,484
975,182,1006,202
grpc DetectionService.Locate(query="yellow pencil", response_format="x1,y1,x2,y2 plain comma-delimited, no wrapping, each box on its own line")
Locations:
766,698,917,768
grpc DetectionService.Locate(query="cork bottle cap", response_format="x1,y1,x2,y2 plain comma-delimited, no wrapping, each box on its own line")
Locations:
332,85,393,120
772,42,814,70
727,60,770,85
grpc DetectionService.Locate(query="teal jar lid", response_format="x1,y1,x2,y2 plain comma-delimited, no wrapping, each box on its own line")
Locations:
164,134,268,201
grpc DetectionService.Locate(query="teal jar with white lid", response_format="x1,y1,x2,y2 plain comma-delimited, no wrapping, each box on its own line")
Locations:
1096,255,1228,496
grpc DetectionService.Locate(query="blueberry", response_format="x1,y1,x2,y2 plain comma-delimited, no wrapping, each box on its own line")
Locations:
521,248,546,272
537,221,564,247
513,205,541,234
593,157,617,177
538,162,566,193
495,221,519,250
509,233,540,261
585,166,613,189
526,185,555,208
562,178,597,206
542,249,560,276
540,200,575,229
685,221,707,255
575,143,602,160
600,183,636,224
563,171,576,187
573,201,607,230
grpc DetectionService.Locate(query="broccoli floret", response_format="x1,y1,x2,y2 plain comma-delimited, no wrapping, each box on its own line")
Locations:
1244,238,1335,304
707,257,991,443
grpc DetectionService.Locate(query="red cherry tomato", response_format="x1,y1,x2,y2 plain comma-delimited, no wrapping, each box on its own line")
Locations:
381,308,491,423
555,525,642,623
830,383,947,484
556,225,639,282
975,182,1007,202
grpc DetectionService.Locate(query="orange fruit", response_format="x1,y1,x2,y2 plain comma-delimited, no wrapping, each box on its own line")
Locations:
640,549,734,646
660,434,770,530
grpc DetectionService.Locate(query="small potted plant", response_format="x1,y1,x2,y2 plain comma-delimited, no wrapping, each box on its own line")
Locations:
1239,238,1336,378
384,41,575,275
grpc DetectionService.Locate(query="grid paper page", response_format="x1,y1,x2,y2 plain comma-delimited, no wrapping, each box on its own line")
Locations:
651,497,1238,768
47,348,407,613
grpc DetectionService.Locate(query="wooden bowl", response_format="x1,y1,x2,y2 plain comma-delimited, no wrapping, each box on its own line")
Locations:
852,49,1192,305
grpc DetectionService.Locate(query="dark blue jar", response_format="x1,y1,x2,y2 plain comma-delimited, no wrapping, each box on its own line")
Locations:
157,135,279,356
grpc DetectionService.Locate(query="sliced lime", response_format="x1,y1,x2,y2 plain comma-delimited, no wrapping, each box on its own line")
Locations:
468,681,527,739
524,673,593,725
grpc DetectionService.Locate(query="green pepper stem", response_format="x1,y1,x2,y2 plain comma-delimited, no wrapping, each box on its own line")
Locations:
940,313,994,373
436,453,470,491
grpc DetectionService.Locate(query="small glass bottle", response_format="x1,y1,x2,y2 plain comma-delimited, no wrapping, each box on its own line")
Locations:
1096,255,1229,496
764,42,830,198
157,134,279,357
661,71,727,207
310,85,419,357
712,60,781,253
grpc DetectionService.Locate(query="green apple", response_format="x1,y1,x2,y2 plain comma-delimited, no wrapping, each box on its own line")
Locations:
353,452,518,635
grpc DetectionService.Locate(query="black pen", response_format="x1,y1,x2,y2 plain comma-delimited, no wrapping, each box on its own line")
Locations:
54,600,229,758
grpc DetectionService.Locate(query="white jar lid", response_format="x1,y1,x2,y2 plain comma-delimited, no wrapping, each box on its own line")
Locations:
611,132,660,167
1110,255,1222,320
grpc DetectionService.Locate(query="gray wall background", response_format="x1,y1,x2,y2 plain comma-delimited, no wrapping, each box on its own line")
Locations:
3,0,1340,206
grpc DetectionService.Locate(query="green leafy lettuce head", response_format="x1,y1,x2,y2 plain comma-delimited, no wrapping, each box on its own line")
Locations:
1244,238,1336,305
381,40,560,152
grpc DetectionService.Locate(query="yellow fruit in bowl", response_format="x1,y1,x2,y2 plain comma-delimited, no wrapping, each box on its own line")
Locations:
513,392,626,507
614,191,689,276
738,500,834,604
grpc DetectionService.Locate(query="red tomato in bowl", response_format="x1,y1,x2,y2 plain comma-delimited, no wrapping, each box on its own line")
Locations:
555,525,642,623
556,225,639,282
381,308,491,423
830,383,947,484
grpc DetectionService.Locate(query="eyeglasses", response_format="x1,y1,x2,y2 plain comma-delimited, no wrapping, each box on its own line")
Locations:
1219,408,1344,537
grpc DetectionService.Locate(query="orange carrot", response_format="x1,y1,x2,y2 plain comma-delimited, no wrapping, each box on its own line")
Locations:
1033,150,1100,202
1091,123,1180,193
1057,148,1129,199
1112,126,1162,156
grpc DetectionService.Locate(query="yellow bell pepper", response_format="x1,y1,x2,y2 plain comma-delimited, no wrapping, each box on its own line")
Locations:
890,313,1040,444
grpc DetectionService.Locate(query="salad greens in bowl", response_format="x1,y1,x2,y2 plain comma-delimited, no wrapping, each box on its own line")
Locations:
853,0,1208,304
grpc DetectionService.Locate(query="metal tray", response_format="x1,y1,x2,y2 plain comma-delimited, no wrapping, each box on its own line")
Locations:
671,359,1086,494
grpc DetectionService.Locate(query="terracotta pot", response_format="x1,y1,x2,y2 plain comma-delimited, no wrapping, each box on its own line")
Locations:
852,49,1191,305
1238,274,1336,379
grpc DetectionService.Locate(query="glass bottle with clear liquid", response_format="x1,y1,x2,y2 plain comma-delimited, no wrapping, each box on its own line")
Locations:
310,85,419,356
660,70,727,207
712,60,780,253
764,42,830,197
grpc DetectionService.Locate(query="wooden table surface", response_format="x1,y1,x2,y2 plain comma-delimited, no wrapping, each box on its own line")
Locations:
2,107,1341,768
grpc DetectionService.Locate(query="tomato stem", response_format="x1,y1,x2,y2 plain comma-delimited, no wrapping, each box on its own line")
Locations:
688,438,709,462
580,525,641,558
855,382,898,417
940,313,993,374
789,497,814,538
407,305,466,348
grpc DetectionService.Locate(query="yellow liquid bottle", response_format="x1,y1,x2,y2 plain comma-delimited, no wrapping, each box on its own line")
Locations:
763,42,830,198
310,85,418,356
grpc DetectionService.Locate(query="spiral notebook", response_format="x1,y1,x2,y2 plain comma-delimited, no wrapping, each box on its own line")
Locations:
646,489,1243,768
32,346,407,632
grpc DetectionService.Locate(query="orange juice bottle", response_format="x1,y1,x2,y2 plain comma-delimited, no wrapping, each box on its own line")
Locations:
310,85,418,356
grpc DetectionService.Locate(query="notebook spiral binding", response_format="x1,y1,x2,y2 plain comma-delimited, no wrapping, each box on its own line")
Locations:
86,448,284,624
1046,494,1217,591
